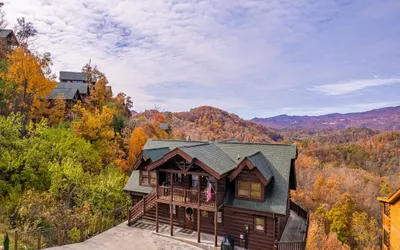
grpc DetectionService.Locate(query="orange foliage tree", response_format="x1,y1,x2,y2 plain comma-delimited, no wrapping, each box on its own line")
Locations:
1,47,56,119
127,127,148,173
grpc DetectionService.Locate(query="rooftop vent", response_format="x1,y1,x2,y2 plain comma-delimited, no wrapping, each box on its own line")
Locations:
237,154,241,160
186,136,191,141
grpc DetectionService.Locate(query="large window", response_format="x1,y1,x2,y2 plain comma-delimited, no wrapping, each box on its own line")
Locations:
237,180,262,200
192,175,199,187
141,171,149,185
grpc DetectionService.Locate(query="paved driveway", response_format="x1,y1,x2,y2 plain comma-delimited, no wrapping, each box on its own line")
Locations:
47,222,202,250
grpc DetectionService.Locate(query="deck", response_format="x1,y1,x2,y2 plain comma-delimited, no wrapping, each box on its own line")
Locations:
280,210,307,241
157,186,224,210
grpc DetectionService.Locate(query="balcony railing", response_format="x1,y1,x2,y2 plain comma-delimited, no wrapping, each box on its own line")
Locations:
157,186,223,208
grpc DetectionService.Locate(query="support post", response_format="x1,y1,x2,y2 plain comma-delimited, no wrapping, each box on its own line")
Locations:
57,226,62,246
214,211,217,247
156,202,159,233
170,204,173,236
37,229,42,249
14,230,18,250
156,171,159,199
197,209,201,243
113,203,116,226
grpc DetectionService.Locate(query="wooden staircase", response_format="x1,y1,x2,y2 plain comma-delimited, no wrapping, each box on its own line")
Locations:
128,189,157,225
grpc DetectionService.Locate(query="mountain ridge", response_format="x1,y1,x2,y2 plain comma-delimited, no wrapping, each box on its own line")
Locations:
251,106,400,131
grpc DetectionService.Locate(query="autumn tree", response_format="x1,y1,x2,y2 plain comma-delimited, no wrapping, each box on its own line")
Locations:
326,193,354,244
350,212,379,249
127,127,148,173
47,95,66,126
14,17,37,47
1,47,56,127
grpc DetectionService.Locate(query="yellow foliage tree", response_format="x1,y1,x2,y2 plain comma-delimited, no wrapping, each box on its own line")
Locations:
72,105,115,142
127,127,148,173
1,47,56,117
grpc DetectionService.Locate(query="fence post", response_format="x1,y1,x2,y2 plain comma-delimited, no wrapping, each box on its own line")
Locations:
97,213,102,233
113,203,116,226
80,221,84,242
37,229,42,249
14,230,18,250
57,226,62,246
127,204,130,226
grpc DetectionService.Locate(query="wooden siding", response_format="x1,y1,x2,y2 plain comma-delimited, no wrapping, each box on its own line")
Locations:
219,206,276,250
391,201,400,249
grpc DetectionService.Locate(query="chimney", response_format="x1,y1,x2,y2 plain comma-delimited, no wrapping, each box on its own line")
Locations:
186,136,191,141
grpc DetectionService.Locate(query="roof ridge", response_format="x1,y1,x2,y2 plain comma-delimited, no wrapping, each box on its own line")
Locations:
149,139,207,143
143,147,170,151
217,141,295,147
246,151,263,158
178,142,210,148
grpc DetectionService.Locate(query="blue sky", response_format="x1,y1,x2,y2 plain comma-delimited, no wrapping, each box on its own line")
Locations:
3,0,400,119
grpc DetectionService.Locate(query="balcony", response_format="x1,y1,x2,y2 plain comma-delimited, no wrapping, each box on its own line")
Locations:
157,186,223,210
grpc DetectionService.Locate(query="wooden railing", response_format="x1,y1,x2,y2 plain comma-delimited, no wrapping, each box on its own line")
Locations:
128,189,157,225
290,200,308,220
157,186,222,208
276,241,305,250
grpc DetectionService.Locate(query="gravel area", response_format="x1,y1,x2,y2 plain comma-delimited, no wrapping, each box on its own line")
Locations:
46,222,202,250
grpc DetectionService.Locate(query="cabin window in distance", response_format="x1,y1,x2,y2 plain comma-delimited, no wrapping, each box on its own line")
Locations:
141,171,149,185
150,171,157,186
254,217,265,232
384,203,390,217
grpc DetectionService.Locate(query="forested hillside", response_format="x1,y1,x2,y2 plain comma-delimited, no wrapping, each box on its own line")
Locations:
137,106,283,142
138,108,399,249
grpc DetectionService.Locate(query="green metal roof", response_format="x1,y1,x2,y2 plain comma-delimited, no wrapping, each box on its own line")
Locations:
123,170,154,194
143,147,170,162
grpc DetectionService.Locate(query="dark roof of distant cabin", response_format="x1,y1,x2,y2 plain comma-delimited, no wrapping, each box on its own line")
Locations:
57,82,89,95
59,71,88,82
48,88,80,100
133,139,297,215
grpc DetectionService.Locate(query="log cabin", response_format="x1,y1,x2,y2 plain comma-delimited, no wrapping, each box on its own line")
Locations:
378,188,400,250
124,139,309,250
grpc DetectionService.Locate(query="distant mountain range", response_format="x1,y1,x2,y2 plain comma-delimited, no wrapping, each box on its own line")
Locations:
251,106,400,131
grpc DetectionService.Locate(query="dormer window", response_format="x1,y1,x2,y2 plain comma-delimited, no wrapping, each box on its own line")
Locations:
237,180,262,200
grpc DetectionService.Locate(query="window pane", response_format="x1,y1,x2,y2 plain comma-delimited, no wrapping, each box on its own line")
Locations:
217,212,222,223
250,183,261,199
255,217,265,231
238,181,249,196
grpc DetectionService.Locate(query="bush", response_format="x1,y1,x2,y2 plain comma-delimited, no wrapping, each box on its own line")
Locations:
3,233,9,250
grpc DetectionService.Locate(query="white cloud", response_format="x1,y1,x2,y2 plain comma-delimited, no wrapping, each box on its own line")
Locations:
2,0,399,117
310,77,400,96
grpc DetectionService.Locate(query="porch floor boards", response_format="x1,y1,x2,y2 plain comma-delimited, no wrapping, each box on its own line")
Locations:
131,219,243,250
